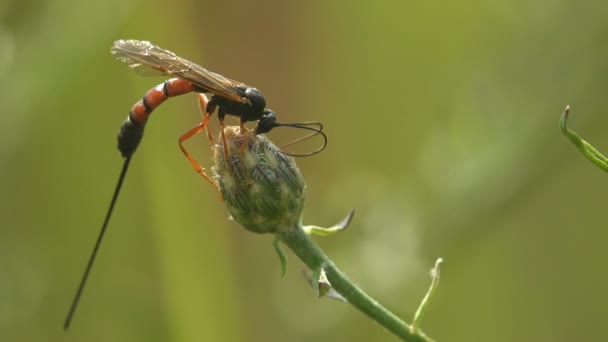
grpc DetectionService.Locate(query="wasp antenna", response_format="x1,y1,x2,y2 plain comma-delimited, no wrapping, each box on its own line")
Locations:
64,156,133,331
274,121,328,157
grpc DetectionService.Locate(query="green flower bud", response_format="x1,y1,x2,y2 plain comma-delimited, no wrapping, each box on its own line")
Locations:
212,127,306,234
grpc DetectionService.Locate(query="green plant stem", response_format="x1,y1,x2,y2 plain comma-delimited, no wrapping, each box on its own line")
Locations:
277,226,434,342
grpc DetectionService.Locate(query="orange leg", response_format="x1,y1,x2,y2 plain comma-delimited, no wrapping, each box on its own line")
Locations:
219,118,250,185
197,94,215,145
219,118,231,164
198,93,237,188
236,120,255,186
238,120,251,155
178,118,221,194
239,120,248,134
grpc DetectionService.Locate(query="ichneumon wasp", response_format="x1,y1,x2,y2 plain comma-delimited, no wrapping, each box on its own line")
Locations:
63,39,327,330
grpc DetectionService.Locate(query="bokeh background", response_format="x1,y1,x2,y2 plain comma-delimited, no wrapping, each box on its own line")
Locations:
2,0,608,341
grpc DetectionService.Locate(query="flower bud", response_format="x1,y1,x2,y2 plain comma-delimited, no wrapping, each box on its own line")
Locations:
212,127,306,234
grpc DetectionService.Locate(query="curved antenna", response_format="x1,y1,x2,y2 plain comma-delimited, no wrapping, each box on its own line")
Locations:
273,121,328,157
64,156,132,330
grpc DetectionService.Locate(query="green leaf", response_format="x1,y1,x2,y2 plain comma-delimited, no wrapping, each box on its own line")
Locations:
273,235,288,278
303,208,355,236
411,258,443,333
560,105,608,172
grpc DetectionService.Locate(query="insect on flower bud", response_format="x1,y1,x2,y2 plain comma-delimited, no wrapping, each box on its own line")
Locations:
212,127,306,234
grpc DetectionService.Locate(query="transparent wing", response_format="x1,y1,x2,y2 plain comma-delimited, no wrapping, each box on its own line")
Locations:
111,39,246,103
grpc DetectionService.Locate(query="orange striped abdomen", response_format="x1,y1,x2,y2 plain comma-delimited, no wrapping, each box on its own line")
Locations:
117,78,195,158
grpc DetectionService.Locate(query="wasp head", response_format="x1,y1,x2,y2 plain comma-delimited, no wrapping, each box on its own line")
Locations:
255,109,277,134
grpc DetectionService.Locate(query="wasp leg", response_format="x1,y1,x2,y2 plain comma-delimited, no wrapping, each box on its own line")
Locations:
216,107,233,165
178,119,221,195
238,119,251,155
239,119,249,134
218,118,231,164
197,94,215,145
217,116,250,185
236,119,255,186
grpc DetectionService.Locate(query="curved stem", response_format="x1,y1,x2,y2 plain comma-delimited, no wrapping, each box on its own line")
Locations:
277,226,434,342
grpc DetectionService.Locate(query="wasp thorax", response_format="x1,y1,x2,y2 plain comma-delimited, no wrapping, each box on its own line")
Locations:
212,127,306,234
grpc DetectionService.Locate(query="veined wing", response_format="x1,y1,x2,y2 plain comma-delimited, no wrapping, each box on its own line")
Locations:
111,39,246,103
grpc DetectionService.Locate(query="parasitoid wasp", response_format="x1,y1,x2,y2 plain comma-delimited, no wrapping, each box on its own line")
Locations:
63,39,327,330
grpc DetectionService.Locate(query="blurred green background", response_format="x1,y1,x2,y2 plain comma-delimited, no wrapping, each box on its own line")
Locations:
2,0,608,341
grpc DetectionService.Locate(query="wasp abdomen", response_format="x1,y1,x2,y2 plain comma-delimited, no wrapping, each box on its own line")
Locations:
117,78,195,157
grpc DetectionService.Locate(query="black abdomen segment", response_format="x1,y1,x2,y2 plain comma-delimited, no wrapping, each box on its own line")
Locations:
117,78,195,157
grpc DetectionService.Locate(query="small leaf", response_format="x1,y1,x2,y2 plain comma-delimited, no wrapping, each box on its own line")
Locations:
560,105,608,172
411,258,443,333
312,267,330,298
273,235,288,277
301,269,346,302
303,208,355,236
